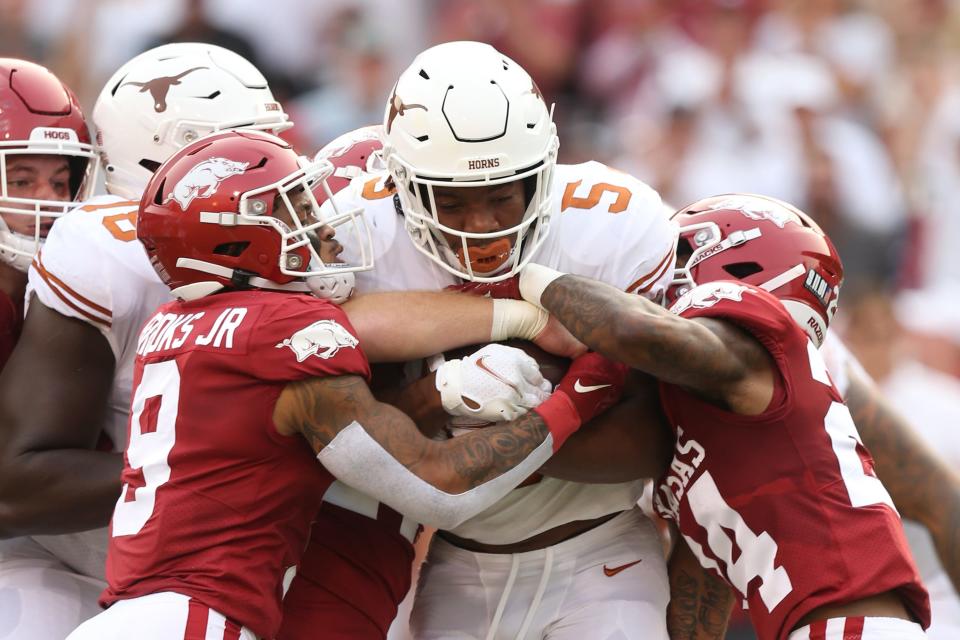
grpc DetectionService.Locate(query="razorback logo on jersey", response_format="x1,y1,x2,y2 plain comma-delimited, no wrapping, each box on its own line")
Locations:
706,197,798,229
670,282,749,315
275,319,358,362
167,157,249,210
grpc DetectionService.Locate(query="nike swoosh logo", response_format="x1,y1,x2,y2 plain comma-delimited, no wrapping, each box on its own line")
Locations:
476,357,520,394
573,379,612,393
603,559,642,577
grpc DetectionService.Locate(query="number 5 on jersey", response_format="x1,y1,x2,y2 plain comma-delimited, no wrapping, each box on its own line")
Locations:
112,360,179,536
561,179,632,214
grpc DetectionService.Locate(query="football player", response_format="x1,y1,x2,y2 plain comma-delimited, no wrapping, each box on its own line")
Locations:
66,129,623,640
312,41,679,640
516,194,931,640
0,43,294,639
0,58,100,638
0,58,96,366
0,45,569,639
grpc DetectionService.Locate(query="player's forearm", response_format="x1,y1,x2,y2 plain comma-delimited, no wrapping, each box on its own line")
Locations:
668,536,735,640
845,371,960,589
282,374,583,528
0,449,122,537
343,291,489,362
316,411,555,529
533,273,732,389
929,485,960,591
342,291,546,362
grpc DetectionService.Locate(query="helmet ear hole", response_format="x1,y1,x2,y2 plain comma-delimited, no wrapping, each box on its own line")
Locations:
722,261,763,279
213,241,249,257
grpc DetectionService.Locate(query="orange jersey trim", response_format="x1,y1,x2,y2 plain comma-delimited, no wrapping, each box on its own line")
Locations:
79,199,138,212
626,245,675,295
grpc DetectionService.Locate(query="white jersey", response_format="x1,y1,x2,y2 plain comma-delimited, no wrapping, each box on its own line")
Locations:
25,195,173,579
334,161,678,544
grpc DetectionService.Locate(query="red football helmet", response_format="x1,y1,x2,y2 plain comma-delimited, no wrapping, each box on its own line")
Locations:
666,194,843,347
311,125,385,205
138,130,372,301
0,58,96,269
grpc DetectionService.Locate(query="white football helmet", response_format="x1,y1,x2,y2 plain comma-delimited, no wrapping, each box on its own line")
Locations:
93,42,292,199
382,41,559,282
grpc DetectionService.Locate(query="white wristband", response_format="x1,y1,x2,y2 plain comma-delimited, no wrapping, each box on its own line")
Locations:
490,299,548,342
519,264,566,308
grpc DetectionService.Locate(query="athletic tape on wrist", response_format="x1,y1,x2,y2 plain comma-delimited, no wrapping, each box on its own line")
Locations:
490,299,548,342
519,264,566,308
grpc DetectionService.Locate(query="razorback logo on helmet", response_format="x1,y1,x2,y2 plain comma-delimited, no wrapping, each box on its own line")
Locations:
275,319,358,362
118,66,207,112
706,197,798,229
670,281,749,315
167,157,249,210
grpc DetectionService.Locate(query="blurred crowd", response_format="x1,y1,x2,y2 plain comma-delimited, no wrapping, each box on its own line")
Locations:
3,1,959,638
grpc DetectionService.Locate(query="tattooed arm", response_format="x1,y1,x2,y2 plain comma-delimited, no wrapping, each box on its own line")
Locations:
532,273,774,413
668,534,735,639
845,368,960,590
273,373,567,527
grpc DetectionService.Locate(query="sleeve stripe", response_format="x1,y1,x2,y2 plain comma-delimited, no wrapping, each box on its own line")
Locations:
79,199,138,212
35,251,113,317
32,253,112,328
626,245,676,294
635,252,673,295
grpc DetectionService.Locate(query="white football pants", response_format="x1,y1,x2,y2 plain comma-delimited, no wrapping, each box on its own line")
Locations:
0,536,104,640
66,591,257,640
410,507,669,640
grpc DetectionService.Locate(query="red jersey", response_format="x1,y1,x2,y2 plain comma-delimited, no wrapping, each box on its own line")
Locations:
278,384,421,639
278,501,417,639
0,289,23,369
653,281,929,640
102,290,370,640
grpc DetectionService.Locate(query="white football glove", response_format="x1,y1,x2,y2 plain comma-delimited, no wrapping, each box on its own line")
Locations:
435,343,552,423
